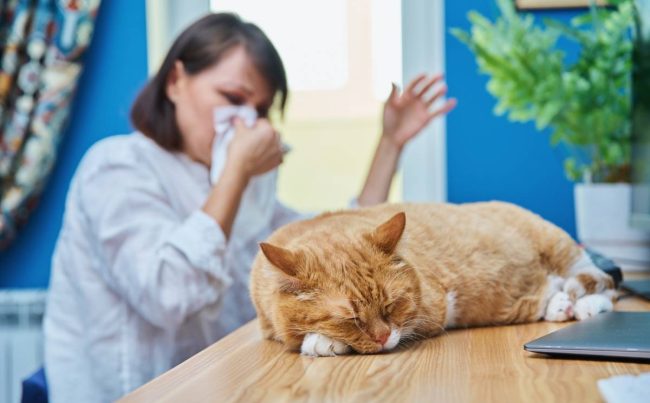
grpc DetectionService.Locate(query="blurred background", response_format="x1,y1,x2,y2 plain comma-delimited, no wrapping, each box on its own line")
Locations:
0,1,620,401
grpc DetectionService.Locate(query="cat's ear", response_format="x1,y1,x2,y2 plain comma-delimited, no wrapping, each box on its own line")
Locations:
260,242,300,277
366,212,406,254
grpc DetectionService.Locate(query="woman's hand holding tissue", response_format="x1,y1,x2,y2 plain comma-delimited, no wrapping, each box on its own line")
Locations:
226,117,284,181
381,73,457,150
202,116,283,239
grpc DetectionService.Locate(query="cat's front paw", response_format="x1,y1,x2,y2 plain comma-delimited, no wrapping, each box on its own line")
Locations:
300,333,351,357
544,291,574,322
574,294,613,321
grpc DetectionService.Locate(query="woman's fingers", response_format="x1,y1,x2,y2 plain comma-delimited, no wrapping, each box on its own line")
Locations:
258,153,283,174
387,82,400,104
415,74,444,98
425,84,448,107
258,131,284,171
273,130,282,149
230,118,285,176
405,74,427,96
428,98,458,120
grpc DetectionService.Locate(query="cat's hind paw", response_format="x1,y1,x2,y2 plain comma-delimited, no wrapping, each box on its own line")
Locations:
544,292,574,322
574,294,613,321
562,277,586,300
300,333,351,357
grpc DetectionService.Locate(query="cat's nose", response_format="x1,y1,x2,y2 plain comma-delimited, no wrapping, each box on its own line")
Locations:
374,331,390,346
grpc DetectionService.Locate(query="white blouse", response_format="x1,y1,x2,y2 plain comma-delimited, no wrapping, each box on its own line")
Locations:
44,132,307,403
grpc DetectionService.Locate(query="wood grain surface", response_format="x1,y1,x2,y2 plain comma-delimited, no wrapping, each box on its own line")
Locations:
121,285,650,403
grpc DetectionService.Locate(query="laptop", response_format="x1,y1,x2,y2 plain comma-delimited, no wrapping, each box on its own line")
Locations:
524,312,650,360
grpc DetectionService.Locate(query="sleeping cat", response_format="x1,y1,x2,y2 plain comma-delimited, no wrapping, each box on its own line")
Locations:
249,202,616,357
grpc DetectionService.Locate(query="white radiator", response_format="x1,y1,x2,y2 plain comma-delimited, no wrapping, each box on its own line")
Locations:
0,290,46,403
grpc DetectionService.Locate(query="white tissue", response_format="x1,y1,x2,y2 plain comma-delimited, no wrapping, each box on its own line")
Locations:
598,372,650,403
211,105,277,242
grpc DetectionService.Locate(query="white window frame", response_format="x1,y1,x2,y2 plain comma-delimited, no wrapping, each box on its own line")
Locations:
146,0,447,202
146,0,211,75
401,0,447,202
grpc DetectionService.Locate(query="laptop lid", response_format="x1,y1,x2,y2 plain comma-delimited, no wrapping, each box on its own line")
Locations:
524,312,650,360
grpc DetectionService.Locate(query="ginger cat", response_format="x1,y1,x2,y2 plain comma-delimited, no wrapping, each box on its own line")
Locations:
250,202,616,357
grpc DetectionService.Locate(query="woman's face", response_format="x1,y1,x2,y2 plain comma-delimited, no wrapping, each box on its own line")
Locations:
166,45,274,165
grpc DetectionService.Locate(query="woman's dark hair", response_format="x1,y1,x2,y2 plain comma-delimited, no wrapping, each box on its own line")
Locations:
130,13,288,150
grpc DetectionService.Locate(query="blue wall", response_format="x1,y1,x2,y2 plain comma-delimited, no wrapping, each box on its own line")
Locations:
446,3,580,238
0,0,148,288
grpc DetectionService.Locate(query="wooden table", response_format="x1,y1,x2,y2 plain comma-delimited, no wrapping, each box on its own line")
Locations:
121,286,650,402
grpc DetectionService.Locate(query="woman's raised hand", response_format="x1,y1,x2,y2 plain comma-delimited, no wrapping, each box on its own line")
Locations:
381,73,457,150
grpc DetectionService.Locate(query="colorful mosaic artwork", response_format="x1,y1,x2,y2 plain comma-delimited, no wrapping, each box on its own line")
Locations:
0,0,101,247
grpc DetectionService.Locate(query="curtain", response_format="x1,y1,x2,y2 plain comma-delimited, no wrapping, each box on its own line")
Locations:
0,0,101,248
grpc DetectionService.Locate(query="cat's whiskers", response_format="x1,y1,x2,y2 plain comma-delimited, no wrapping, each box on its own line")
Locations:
399,329,429,344
400,322,442,340
400,332,425,342
402,315,448,336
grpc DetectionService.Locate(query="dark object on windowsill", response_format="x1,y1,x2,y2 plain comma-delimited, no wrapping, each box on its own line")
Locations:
585,248,624,287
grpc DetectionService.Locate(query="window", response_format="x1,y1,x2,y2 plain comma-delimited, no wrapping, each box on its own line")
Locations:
146,0,447,208
211,0,403,211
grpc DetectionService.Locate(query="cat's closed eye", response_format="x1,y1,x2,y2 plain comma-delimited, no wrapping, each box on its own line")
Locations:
345,316,366,327
383,302,395,315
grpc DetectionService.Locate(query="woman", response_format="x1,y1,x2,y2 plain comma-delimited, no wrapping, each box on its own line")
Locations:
43,13,456,403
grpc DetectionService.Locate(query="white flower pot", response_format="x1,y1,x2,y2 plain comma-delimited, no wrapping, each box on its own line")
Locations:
575,183,650,271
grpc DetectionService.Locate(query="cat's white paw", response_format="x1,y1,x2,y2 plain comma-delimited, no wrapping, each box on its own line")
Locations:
300,333,351,357
564,263,614,300
544,292,574,322
574,294,613,321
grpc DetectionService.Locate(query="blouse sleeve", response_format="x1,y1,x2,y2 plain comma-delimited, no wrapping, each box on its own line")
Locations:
78,159,230,330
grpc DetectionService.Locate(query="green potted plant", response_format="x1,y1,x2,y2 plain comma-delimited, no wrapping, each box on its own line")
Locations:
451,0,650,267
